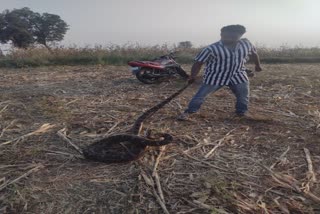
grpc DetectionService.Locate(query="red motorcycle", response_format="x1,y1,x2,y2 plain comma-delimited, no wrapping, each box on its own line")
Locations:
128,52,189,84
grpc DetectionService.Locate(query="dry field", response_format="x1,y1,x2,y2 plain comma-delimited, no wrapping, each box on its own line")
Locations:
0,64,319,213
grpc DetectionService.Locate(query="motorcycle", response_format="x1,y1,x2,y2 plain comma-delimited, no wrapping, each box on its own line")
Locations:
128,52,189,84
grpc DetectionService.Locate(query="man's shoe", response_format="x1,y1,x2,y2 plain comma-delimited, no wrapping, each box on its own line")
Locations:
231,112,251,119
177,112,193,121
236,112,246,117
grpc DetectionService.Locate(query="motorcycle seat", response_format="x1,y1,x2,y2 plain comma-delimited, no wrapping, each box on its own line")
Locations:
128,61,165,69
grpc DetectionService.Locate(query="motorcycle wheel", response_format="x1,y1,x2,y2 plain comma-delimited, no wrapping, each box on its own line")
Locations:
135,68,161,84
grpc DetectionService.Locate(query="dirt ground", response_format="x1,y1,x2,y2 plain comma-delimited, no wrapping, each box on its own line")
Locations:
0,64,319,214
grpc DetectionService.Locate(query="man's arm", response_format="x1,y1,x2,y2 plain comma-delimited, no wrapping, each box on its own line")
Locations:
249,52,262,72
188,61,203,83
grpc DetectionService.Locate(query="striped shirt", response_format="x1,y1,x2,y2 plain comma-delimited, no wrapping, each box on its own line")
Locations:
195,38,257,86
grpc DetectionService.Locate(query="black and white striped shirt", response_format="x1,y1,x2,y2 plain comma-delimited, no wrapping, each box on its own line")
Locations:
195,38,257,86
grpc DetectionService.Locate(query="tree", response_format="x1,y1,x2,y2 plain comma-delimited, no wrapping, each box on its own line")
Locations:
178,41,193,49
33,13,69,50
0,8,36,48
0,7,69,49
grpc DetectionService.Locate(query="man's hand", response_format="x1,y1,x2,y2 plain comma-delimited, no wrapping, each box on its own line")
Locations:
188,61,203,84
249,52,262,72
255,65,263,72
188,76,196,84
245,69,255,77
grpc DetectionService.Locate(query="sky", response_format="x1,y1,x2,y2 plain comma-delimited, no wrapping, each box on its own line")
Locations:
1,0,320,48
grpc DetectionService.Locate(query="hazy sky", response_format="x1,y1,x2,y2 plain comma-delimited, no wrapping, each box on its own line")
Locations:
1,0,320,47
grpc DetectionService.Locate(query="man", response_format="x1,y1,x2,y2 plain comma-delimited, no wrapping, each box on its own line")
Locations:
178,24,262,120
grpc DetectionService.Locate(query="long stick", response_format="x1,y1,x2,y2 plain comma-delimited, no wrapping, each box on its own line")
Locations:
141,170,170,214
0,164,43,191
0,123,56,147
153,146,166,176
57,128,83,155
103,121,121,136
204,129,236,159
270,146,290,169
304,148,317,183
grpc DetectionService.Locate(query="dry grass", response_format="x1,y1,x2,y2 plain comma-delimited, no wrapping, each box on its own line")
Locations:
0,64,320,213
1,44,320,68
0,44,178,67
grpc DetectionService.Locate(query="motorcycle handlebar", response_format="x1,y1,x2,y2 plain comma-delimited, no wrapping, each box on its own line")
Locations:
156,52,178,60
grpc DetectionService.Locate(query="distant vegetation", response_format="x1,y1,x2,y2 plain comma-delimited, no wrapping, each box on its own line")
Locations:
1,44,320,68
0,7,68,50
0,8,320,68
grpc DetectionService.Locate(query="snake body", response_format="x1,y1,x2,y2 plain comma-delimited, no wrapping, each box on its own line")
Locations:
82,84,190,163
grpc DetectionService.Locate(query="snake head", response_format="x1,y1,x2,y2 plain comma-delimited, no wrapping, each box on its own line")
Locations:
144,129,153,138
143,133,173,146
